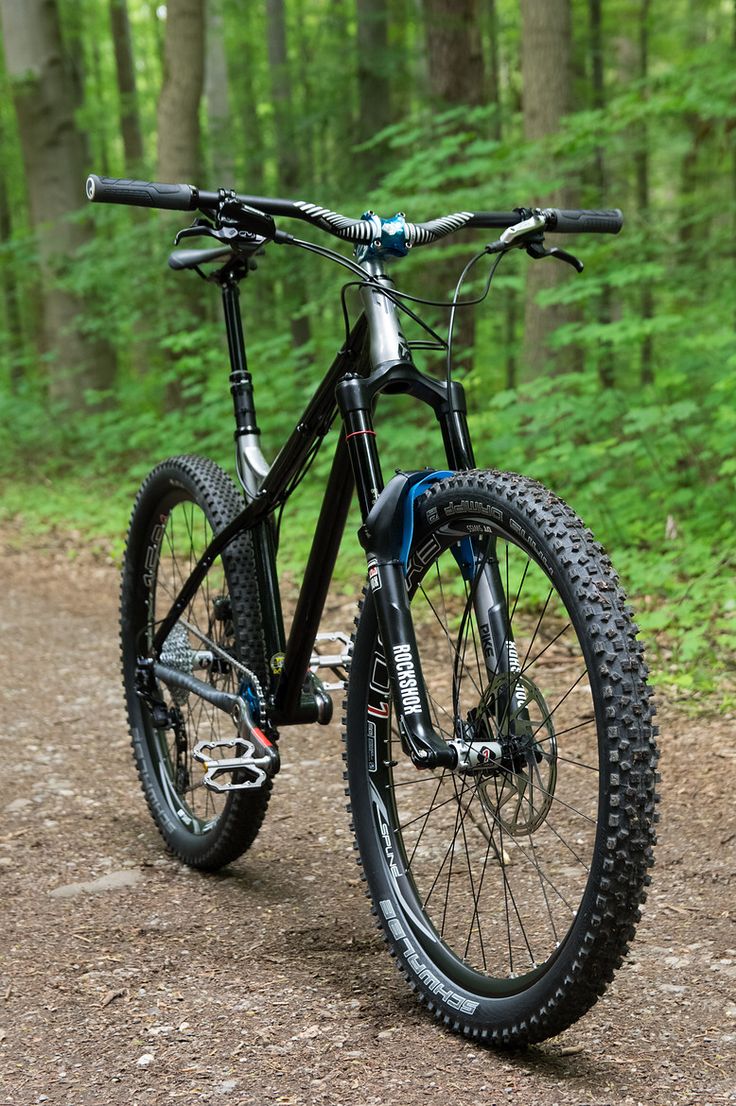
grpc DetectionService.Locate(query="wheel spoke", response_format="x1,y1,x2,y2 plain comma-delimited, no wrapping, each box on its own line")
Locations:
369,517,610,985
406,770,448,866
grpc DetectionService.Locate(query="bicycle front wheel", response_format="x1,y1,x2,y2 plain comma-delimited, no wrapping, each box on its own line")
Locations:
345,470,658,1045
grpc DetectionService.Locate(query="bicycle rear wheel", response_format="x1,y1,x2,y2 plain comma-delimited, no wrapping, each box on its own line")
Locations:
120,454,271,869
345,470,658,1044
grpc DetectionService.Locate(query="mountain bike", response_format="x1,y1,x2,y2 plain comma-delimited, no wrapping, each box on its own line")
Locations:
86,174,658,1046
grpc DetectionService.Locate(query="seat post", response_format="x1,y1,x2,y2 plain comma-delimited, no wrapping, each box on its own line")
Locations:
222,276,250,391
219,276,269,500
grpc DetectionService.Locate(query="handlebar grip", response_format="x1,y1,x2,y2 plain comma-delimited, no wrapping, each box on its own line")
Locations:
544,208,623,234
85,174,198,211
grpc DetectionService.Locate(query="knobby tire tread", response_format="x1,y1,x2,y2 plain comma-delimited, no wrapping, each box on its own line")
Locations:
343,470,659,1046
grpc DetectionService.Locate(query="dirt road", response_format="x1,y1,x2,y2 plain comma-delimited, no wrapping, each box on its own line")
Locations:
1,529,734,1105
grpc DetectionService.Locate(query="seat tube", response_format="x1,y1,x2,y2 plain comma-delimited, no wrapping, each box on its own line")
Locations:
221,278,270,500
221,276,286,659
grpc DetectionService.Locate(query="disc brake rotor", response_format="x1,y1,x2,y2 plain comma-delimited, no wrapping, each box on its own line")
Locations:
476,672,558,836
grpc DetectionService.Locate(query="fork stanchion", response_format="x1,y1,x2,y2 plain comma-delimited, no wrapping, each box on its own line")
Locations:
336,376,384,518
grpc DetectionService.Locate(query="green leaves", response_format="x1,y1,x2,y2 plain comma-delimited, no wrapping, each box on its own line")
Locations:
1,0,734,695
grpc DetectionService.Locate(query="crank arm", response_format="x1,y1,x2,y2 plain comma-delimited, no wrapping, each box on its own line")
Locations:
193,698,279,793
151,661,280,778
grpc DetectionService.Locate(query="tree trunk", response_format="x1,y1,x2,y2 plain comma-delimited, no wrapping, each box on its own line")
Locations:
589,0,614,387
483,0,517,387
110,0,144,168
239,1,265,196
423,0,485,376
356,0,390,185
520,0,578,380
157,0,204,183
635,0,654,384
389,0,416,121
294,3,316,190
486,0,501,141
424,0,484,106
0,0,115,405
266,0,298,191
732,0,736,329
323,0,353,192
89,34,111,176
678,0,707,253
157,0,205,406
0,115,23,392
520,0,572,181
205,0,235,188
266,0,310,357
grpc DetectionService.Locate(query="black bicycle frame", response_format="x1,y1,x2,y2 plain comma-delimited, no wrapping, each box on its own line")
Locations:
149,272,476,737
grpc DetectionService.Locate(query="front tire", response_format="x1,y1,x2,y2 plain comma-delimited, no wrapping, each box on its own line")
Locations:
345,470,658,1044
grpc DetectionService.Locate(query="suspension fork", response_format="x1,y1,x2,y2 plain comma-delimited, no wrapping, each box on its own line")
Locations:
338,416,526,762
338,257,523,768
466,543,529,731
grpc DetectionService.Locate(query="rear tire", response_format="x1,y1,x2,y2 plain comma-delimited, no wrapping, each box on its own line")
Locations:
345,470,658,1044
120,454,271,870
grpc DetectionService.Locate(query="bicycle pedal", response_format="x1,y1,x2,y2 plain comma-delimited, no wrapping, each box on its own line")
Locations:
310,630,352,690
192,737,273,793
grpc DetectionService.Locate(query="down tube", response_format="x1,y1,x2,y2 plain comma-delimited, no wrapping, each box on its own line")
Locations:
273,432,354,723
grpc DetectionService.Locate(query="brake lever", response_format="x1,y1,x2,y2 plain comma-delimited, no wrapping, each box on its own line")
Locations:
525,239,584,273
174,218,241,247
174,221,269,265
174,218,215,245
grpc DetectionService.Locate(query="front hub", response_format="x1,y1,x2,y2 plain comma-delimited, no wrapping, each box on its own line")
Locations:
452,672,558,836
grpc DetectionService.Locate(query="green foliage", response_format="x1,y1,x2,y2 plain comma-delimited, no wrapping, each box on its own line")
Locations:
0,0,734,700
468,359,735,690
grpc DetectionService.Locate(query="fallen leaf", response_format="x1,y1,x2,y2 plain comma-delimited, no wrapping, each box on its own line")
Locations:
101,989,124,1008
292,1024,321,1040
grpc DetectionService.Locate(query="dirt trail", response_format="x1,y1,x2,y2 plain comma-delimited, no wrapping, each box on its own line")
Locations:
0,529,734,1106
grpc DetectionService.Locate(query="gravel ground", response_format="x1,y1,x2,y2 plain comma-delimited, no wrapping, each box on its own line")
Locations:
1,527,734,1106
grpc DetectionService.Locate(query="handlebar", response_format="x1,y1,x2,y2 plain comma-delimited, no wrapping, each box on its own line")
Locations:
85,175,198,211
543,208,623,235
85,174,623,243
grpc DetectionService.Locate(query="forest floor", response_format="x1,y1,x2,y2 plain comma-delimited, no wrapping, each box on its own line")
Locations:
0,523,735,1106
